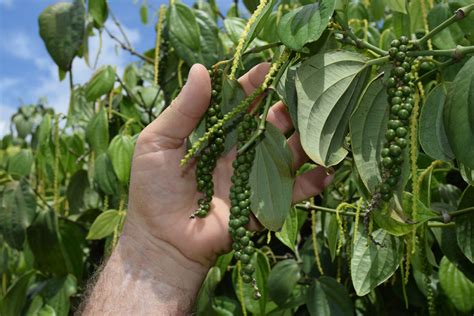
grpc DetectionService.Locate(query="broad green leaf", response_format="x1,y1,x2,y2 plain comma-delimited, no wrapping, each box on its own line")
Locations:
408,0,429,34
276,207,299,253
212,296,242,316
439,256,474,313
250,123,294,231
195,9,221,67
307,276,353,316
296,51,368,167
278,0,336,51
86,106,109,154
0,271,35,316
88,0,108,27
94,153,120,195
386,0,406,13
379,29,396,51
59,219,86,279
276,65,298,130
444,57,474,168
243,0,258,12
223,17,246,44
196,267,222,314
350,74,389,193
419,84,454,161
0,180,36,250
351,228,403,296
373,192,438,236
241,0,276,53
268,259,301,305
39,0,85,71
392,12,410,38
326,213,339,262
168,3,201,59
136,86,161,110
7,149,33,179
85,66,115,102
37,275,77,316
123,64,138,90
220,78,246,153
108,134,134,185
27,210,69,275
428,4,464,49
12,114,33,139
87,209,122,240
66,170,89,214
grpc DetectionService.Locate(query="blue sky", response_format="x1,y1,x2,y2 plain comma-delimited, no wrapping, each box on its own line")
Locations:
0,0,234,135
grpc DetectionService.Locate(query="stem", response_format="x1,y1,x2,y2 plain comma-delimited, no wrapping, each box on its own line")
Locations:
237,90,274,154
366,56,390,66
109,9,132,48
334,15,388,56
408,45,474,58
297,203,358,217
413,4,474,46
416,59,458,83
104,26,153,64
213,42,282,69
68,70,74,91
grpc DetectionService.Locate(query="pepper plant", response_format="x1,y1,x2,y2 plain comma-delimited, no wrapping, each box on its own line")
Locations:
1,0,474,315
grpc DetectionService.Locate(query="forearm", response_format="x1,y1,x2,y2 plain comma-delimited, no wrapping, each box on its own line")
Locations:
81,224,208,315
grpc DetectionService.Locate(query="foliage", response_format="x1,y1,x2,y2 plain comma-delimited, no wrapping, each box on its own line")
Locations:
1,0,474,315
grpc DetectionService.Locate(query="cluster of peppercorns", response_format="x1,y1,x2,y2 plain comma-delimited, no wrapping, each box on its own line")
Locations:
380,36,414,202
193,69,226,218
228,113,260,297
158,32,169,86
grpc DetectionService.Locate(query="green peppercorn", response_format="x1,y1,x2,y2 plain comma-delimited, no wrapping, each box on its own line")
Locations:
389,144,402,156
398,109,410,119
382,193,392,201
391,39,401,47
381,148,390,157
386,129,396,140
396,138,407,148
388,47,398,58
382,157,394,167
396,127,407,137
388,119,402,129
393,66,405,77
387,77,396,87
240,254,250,264
381,183,392,194
399,36,409,45
392,167,402,176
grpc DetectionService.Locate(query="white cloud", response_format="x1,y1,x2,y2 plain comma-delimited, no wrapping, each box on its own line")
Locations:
0,104,16,137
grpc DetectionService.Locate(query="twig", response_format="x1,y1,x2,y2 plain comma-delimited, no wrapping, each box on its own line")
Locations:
408,45,474,58
104,26,153,64
413,4,474,47
109,9,132,48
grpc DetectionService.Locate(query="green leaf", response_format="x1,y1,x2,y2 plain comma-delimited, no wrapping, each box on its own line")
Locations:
88,0,108,27
168,3,201,54
296,51,368,167
85,65,115,102
350,74,389,193
386,0,407,14
87,209,122,240
277,0,336,51
0,271,35,316
0,180,36,250
7,149,33,179
351,228,403,296
195,9,221,67
276,207,299,253
223,17,246,44
27,210,69,275
196,267,222,314
66,170,89,214
267,259,301,305
419,84,454,161
276,65,298,130
37,275,77,315
250,123,294,231
86,106,109,154
220,78,246,153
444,57,474,168
439,256,474,313
58,219,86,279
459,163,474,185
108,134,134,185
94,153,120,195
373,192,438,236
39,0,85,71
326,213,339,262
140,3,148,24
307,276,353,316
456,186,474,263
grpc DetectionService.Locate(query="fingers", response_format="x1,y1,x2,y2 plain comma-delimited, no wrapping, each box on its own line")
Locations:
266,102,309,170
139,64,211,148
292,167,333,203
238,63,270,95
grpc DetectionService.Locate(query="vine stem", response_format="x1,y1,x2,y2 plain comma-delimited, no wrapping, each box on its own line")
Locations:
104,26,153,64
213,41,282,69
413,4,474,47
408,45,474,58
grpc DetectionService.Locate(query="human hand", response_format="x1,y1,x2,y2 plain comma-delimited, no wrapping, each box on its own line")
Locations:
124,63,333,271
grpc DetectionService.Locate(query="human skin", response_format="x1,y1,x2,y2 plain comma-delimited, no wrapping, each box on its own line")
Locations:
82,63,333,315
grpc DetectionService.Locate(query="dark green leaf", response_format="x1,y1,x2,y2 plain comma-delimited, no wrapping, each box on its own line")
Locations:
307,276,353,316
168,3,201,58
108,134,134,185
27,210,69,275
277,0,336,51
94,153,120,195
88,0,108,27
39,0,85,71
456,186,474,263
0,180,36,250
86,106,109,154
296,51,368,167
439,256,474,313
38,275,77,316
386,0,406,13
276,65,298,130
66,170,89,214
419,84,454,161
350,74,389,193
58,219,86,279
85,65,115,102
196,267,222,314
444,57,474,168
250,123,294,231
428,3,464,49
459,163,474,185
195,9,221,67
0,271,35,316
87,209,122,240
268,259,301,305
351,228,403,296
